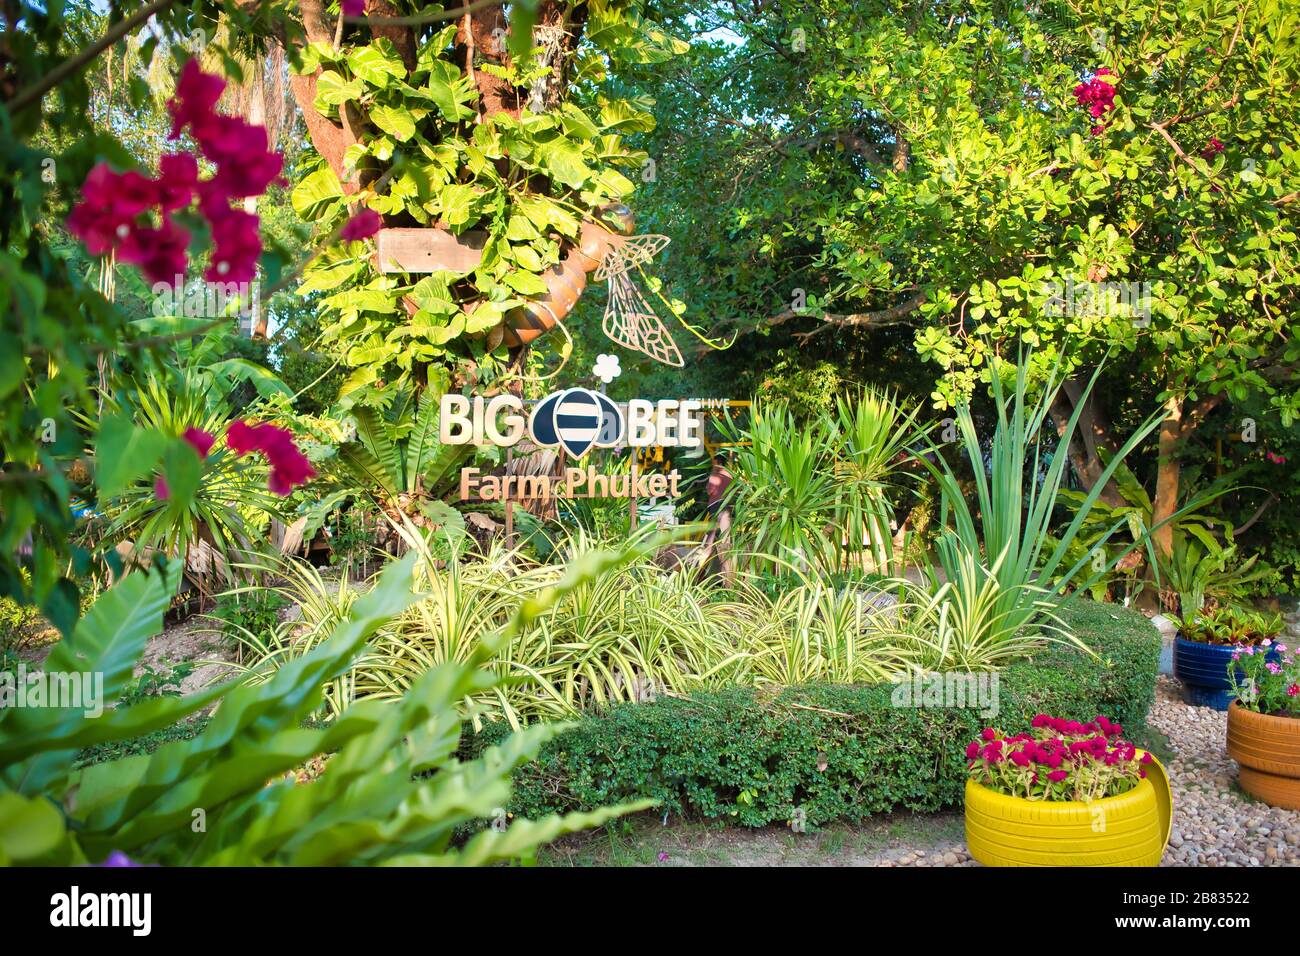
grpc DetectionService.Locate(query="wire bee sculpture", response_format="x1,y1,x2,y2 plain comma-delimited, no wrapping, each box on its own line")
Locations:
500,202,724,367
594,232,683,367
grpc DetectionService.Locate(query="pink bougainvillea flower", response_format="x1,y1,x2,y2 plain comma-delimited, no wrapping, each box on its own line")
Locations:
340,207,383,242
223,420,316,495
182,426,215,459
213,148,285,201
206,208,263,283
225,419,261,456
1073,70,1117,125
66,199,127,256
1266,451,1287,464
156,154,199,211
169,59,227,140
262,434,317,495
116,170,161,215
66,163,156,254
193,114,285,198
190,112,260,166
1201,138,1225,159
70,59,283,292
117,216,190,284
154,475,170,500
342,0,365,16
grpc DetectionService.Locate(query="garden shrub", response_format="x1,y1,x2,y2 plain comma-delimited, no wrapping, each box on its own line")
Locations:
210,587,287,646
462,600,1160,827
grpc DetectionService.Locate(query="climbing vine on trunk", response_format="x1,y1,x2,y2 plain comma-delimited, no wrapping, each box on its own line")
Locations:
282,0,685,388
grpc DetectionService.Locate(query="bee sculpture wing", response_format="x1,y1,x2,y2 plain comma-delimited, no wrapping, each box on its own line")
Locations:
602,269,684,367
594,234,670,282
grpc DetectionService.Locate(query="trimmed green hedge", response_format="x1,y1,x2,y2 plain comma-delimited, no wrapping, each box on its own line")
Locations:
462,600,1160,827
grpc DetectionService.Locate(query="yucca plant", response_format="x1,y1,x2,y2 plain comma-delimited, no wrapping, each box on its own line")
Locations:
722,401,843,573
0,551,654,866
723,393,928,575
913,355,1165,659
828,387,931,574
887,550,1070,670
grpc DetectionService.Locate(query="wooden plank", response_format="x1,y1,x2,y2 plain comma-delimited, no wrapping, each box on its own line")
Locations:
375,228,487,274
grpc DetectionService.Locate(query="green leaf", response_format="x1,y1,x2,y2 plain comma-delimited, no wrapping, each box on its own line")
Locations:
291,166,345,221
94,416,169,499
438,183,477,227
349,43,406,87
316,70,365,107
505,268,550,295
160,439,202,509
206,358,293,399
0,789,78,865
369,104,417,142
541,142,592,189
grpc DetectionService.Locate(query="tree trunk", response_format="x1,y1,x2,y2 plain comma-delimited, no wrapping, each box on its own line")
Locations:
1151,395,1184,558
1047,376,1126,508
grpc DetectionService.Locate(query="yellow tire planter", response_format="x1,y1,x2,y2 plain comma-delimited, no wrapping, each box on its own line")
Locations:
964,752,1172,867
1226,702,1300,810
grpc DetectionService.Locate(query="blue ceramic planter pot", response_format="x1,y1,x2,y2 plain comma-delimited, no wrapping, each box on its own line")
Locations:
1173,636,1281,711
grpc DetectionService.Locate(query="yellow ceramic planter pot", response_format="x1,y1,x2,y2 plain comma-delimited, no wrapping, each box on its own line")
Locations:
964,752,1172,867
1226,702,1300,810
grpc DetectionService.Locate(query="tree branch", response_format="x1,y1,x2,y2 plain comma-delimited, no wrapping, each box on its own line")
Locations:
777,291,928,340
6,0,179,115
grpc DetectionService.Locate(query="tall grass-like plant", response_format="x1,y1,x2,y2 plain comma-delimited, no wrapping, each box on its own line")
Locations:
743,568,919,684
222,554,363,713
914,356,1164,660
233,524,935,727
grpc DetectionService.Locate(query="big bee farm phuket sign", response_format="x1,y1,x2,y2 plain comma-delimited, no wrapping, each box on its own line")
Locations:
440,388,711,502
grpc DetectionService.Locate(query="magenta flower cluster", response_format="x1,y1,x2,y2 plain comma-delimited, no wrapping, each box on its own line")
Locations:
966,714,1153,802
226,420,317,496
1073,68,1117,135
68,60,284,285
154,421,314,502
